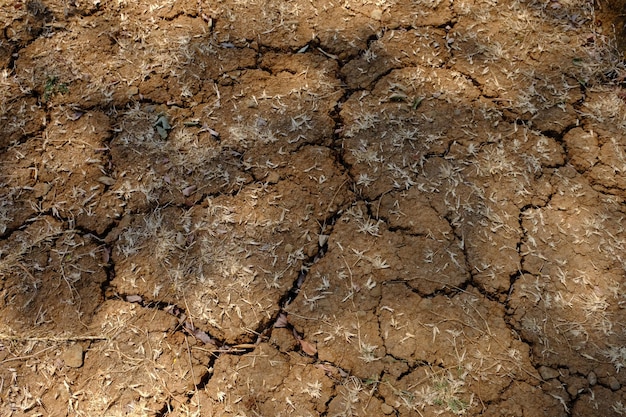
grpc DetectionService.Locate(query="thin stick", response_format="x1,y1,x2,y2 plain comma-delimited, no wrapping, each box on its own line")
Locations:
0,346,57,364
0,333,108,342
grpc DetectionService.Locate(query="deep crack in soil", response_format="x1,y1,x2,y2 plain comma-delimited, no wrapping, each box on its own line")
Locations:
2,0,626,416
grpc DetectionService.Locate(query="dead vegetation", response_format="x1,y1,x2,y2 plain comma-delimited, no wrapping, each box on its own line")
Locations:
1,0,626,415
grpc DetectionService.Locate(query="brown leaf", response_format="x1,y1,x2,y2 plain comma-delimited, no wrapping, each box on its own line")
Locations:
126,294,142,303
292,327,302,340
299,339,317,356
101,247,110,263
193,329,215,345
183,319,194,332
182,185,196,197
315,363,347,378
274,313,289,328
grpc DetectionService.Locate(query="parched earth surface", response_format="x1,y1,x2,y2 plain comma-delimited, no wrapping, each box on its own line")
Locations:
2,0,626,415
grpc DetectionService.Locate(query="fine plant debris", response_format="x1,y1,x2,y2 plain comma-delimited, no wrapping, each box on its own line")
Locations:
1,0,626,416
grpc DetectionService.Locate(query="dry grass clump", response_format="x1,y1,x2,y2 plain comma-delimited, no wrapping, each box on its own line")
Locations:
0,216,108,337
0,186,17,235
0,338,64,415
515,173,626,376
377,289,540,415
112,190,311,341
111,104,247,206
0,218,65,293
55,299,210,416
451,0,624,116
0,109,117,234
385,367,472,415
9,0,212,109
0,67,44,149
581,87,626,131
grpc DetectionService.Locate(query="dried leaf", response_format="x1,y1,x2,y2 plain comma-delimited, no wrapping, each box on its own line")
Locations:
193,329,215,345
389,93,407,102
184,320,195,332
164,305,182,317
182,185,196,197
102,247,110,263
68,111,84,121
299,339,317,356
412,96,424,110
155,115,171,130
97,176,116,186
202,125,220,137
156,125,168,139
274,313,289,328
292,327,302,340
126,294,143,303
315,363,347,378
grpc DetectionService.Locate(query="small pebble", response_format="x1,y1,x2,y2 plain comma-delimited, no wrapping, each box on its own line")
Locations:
587,371,597,386
380,403,394,415
61,344,84,368
266,171,280,184
539,366,560,380
608,376,621,391
370,8,382,20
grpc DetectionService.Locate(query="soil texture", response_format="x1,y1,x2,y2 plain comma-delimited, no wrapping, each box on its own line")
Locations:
2,0,626,416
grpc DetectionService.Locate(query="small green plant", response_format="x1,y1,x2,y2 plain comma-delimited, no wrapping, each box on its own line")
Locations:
42,76,68,102
448,397,469,414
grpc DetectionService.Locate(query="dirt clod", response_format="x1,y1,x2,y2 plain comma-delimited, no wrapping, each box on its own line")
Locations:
61,344,84,368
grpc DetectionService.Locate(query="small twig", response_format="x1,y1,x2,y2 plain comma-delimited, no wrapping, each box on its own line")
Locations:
184,334,197,392
191,343,257,355
0,333,108,342
0,346,57,364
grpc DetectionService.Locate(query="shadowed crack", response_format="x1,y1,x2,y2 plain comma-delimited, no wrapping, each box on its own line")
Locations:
3,1,626,416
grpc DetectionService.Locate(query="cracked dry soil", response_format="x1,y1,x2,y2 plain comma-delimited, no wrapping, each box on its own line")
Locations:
2,0,626,415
